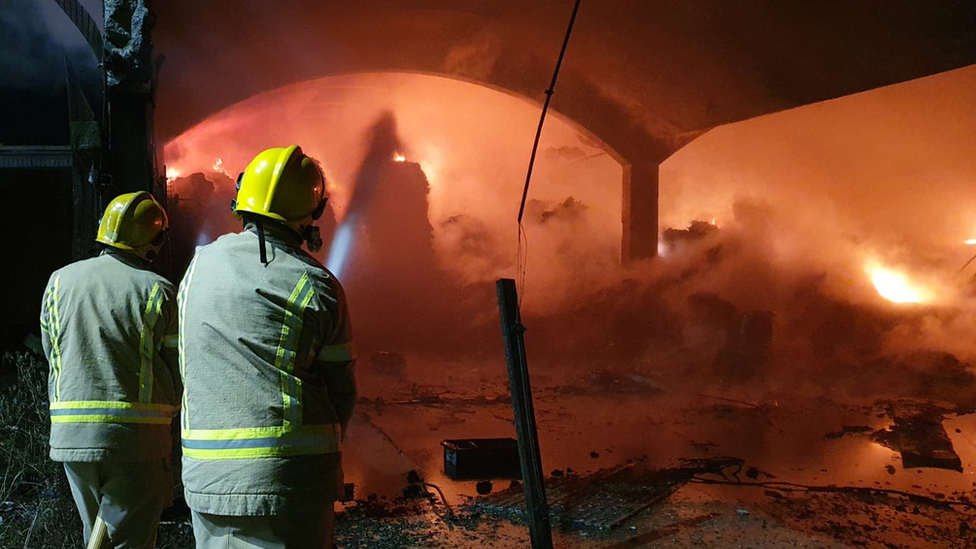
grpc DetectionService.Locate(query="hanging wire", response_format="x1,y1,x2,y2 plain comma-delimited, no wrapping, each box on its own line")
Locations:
516,0,583,309
958,250,976,275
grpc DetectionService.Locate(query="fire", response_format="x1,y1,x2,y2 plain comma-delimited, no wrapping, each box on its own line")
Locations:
165,166,180,183
966,238,976,245
865,263,927,304
212,157,228,175
393,153,406,162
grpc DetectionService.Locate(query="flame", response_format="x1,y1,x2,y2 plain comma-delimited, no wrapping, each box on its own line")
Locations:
213,157,228,175
393,153,406,162
865,263,926,304
966,238,976,246
165,166,180,183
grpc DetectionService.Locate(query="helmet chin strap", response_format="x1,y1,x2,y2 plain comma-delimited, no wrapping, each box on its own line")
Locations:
256,218,269,266
303,225,323,253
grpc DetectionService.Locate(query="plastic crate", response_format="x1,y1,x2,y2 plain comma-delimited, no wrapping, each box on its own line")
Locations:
441,438,522,480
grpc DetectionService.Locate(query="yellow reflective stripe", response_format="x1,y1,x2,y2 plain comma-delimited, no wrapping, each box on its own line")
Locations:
52,415,172,425
316,342,356,363
139,283,165,403
181,423,341,460
162,335,178,348
46,276,65,401
276,273,313,374
50,400,178,425
276,273,314,428
51,401,179,411
178,255,201,431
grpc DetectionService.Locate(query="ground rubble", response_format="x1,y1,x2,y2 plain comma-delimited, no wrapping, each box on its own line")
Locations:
8,348,976,548
314,454,976,549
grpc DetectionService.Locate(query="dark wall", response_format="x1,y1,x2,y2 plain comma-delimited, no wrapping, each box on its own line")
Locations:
0,0,102,350
0,169,74,349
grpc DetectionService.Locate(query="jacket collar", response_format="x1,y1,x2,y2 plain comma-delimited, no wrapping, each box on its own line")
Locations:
99,247,150,269
244,220,304,250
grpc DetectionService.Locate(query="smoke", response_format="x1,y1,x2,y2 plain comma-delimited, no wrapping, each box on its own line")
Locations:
646,67,976,400
326,113,401,277
163,67,976,404
0,0,102,89
0,0,103,146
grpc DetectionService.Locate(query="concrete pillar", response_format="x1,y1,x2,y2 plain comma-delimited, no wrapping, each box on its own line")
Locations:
621,161,659,262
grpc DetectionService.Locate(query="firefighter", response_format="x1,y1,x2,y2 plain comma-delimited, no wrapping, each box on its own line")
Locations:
178,145,356,549
40,191,180,549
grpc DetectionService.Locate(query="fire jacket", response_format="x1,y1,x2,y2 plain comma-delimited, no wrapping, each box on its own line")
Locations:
39,249,181,463
178,222,356,516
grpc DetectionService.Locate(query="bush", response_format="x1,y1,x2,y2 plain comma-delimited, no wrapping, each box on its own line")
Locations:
0,351,195,548
0,350,82,548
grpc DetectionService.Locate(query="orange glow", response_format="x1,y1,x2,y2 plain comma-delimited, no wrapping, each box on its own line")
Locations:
165,166,180,183
162,72,623,311
966,238,976,246
865,262,927,304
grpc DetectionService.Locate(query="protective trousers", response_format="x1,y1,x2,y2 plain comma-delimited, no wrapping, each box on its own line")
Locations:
63,458,172,549
190,501,335,549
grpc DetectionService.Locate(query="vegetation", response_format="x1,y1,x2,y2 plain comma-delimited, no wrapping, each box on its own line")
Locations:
0,351,195,548
0,350,481,548
0,351,82,548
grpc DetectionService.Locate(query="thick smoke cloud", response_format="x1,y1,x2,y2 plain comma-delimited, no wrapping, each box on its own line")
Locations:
651,66,976,400
343,112,401,224
163,68,976,405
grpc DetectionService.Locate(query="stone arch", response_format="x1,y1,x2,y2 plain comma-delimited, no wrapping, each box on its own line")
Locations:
153,1,976,260
160,62,672,261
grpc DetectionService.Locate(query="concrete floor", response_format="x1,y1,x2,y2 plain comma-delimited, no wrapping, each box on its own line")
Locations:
336,352,976,548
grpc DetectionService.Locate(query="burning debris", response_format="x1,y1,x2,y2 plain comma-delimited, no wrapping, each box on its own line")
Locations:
661,220,720,254
873,400,963,472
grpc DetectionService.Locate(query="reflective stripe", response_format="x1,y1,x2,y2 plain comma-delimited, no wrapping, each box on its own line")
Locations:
182,423,341,459
284,373,301,428
316,342,356,363
178,255,201,431
139,283,165,403
276,273,313,374
51,400,177,425
162,335,178,348
276,273,314,428
45,276,65,401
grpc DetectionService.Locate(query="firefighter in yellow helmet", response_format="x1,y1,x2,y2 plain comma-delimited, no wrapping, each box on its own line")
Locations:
178,145,356,549
40,191,181,549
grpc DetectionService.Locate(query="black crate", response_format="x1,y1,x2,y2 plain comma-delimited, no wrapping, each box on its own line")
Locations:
441,438,522,480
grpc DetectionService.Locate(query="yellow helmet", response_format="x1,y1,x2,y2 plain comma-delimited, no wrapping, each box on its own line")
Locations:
96,191,169,261
232,145,327,231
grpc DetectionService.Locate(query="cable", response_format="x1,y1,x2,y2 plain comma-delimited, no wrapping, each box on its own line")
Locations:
515,0,583,304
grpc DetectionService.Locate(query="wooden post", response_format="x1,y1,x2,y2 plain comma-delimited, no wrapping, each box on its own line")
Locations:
496,278,552,549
